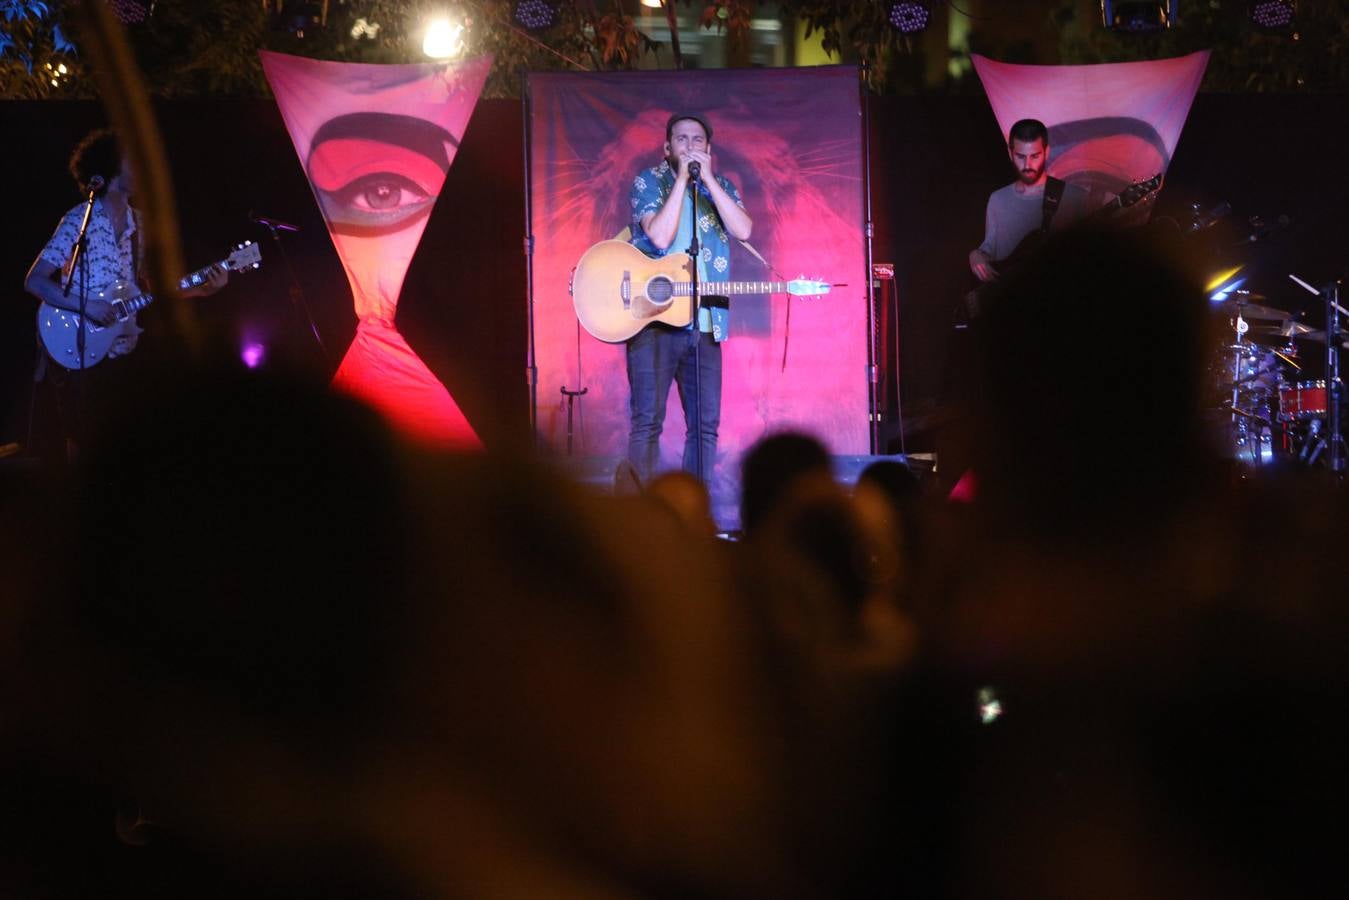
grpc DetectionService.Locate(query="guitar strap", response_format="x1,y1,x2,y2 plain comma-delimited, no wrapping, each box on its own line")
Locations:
1040,176,1065,233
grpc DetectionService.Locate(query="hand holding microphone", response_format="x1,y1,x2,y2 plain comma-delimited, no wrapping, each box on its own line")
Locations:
684,147,710,184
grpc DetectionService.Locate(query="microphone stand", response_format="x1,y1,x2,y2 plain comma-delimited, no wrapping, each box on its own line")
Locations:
62,182,101,376
59,181,100,449
256,216,328,364
687,163,704,483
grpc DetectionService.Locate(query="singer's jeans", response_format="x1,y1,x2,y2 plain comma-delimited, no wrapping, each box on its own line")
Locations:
626,324,721,485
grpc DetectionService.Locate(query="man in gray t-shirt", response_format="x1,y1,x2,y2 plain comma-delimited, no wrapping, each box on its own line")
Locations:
969,118,1088,282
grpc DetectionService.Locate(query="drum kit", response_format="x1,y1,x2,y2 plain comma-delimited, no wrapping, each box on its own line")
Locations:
1211,291,1345,469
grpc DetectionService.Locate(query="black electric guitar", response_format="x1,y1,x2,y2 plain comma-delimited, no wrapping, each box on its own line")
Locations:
38,241,262,369
963,173,1162,320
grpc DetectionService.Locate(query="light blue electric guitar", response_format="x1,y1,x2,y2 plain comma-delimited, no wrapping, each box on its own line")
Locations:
39,241,261,369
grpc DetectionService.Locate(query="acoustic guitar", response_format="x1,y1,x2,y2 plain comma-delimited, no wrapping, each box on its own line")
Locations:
570,239,831,344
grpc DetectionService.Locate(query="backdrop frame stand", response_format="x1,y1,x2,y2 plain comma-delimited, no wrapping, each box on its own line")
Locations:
860,63,881,455
522,68,540,449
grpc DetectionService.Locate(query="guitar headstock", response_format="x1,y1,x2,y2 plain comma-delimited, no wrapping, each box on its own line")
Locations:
225,240,263,272
786,277,832,297
1119,172,1163,208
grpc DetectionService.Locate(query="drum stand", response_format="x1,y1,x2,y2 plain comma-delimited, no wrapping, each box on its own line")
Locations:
1225,305,1273,466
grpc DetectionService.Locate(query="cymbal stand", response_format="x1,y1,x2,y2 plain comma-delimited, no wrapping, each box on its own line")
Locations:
1290,274,1346,473
1228,304,1252,452
1325,279,1344,473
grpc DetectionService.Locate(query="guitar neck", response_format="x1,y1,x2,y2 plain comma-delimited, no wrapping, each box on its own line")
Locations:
672,280,792,296
178,258,228,292
102,258,226,317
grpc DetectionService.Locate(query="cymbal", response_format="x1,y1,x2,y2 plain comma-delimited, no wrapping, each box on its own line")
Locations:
1210,297,1290,320
1291,329,1349,348
1247,321,1316,337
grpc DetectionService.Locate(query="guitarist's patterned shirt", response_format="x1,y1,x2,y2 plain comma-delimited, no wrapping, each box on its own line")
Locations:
38,199,144,358
39,199,143,296
630,160,744,342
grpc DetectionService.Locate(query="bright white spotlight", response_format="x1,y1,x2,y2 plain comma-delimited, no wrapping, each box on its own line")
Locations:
423,17,466,59
640,0,663,7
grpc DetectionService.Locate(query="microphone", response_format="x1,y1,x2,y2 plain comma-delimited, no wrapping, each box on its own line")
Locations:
251,213,301,233
86,175,105,198
687,161,701,180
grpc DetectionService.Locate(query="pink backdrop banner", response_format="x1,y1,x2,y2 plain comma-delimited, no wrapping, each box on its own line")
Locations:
973,51,1209,214
528,67,869,496
261,51,491,449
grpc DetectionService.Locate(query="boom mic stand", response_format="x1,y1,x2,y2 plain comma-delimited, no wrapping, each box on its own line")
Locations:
252,213,328,363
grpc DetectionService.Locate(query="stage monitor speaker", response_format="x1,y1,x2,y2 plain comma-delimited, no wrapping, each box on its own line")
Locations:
831,453,932,486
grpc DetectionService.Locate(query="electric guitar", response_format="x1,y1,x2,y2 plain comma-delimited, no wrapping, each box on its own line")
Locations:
569,240,831,343
39,241,262,369
963,173,1163,319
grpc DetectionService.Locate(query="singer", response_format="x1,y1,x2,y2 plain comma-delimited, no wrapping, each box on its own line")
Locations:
625,112,752,485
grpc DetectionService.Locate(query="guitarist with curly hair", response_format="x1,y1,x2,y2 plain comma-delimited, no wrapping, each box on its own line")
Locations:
23,129,230,460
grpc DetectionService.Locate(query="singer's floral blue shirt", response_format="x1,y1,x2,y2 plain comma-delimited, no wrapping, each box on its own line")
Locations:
629,159,744,342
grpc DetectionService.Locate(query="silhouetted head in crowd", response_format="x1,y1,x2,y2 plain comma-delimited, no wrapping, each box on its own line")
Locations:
971,225,1210,536
856,459,924,569
645,470,717,537
759,482,877,619
740,431,832,535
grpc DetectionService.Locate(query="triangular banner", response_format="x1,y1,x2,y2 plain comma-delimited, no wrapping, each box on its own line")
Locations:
261,50,491,449
973,51,1208,214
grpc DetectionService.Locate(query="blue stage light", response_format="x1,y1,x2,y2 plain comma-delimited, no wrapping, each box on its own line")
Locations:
513,0,559,32
1101,0,1174,32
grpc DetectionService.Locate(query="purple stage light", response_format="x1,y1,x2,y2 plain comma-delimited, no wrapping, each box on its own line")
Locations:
513,0,559,32
1249,0,1295,31
887,1,931,34
242,343,266,369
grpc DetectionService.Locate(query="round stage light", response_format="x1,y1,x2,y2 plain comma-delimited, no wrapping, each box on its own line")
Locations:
513,0,559,32
1249,0,1295,31
887,1,931,34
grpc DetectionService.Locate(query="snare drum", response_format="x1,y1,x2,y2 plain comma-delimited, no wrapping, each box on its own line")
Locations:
1278,380,1327,421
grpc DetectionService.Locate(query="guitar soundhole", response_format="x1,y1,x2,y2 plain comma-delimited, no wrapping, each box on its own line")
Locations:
648,277,673,303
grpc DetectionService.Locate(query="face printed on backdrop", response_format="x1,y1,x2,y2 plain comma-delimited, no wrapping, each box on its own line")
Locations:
261,51,491,448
